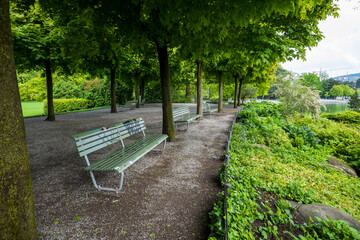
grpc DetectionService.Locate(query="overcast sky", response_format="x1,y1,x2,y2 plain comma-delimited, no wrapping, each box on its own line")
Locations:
282,0,360,78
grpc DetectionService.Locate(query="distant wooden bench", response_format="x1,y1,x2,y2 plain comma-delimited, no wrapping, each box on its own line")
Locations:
118,100,138,110
173,106,201,131
203,103,218,116
71,117,168,193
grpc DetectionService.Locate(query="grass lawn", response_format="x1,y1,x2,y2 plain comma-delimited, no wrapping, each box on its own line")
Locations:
21,101,111,118
21,101,44,117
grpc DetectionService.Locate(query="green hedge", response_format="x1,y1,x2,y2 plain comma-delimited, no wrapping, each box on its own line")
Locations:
43,99,90,114
321,111,360,125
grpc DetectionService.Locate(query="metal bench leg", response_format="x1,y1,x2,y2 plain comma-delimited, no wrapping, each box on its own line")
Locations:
162,139,167,151
85,155,125,193
175,122,188,131
118,172,124,192
151,139,167,152
89,170,100,190
95,172,124,193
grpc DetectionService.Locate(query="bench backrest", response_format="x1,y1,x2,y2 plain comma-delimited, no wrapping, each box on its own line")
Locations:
71,117,146,157
202,103,210,110
126,100,138,105
173,106,190,119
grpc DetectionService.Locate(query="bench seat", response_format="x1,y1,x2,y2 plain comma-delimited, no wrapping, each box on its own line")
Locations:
203,103,218,116
71,117,167,193
118,100,138,110
85,134,167,173
173,106,201,130
174,114,201,123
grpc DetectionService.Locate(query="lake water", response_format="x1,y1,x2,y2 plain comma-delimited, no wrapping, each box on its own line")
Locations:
321,101,348,113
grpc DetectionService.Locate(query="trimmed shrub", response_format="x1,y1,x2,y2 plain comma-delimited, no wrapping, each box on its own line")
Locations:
43,99,90,114
321,111,360,125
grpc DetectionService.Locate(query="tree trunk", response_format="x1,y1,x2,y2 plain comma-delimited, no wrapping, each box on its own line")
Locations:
140,77,145,104
155,40,175,141
44,59,55,121
134,71,140,108
196,60,203,119
0,1,38,238
110,67,117,113
238,78,244,106
234,74,238,108
185,82,191,101
218,71,223,113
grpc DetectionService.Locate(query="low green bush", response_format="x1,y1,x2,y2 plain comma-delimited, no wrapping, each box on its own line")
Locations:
290,115,360,173
321,111,360,125
208,101,360,240
43,99,90,114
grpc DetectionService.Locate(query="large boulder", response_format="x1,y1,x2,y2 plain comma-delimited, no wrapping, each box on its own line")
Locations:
289,201,360,231
327,157,358,178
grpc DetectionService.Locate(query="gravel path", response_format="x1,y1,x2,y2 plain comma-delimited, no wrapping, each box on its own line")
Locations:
25,103,238,239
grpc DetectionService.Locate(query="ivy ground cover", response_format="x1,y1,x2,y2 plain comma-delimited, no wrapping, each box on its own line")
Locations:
208,101,360,240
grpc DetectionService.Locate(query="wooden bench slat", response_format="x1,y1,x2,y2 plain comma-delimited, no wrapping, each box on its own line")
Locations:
99,135,165,169
72,119,146,157
174,114,201,123
72,118,145,140
77,127,147,157
85,134,167,172
75,124,143,147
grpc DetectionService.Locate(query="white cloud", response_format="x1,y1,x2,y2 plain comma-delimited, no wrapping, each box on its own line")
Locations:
282,0,360,78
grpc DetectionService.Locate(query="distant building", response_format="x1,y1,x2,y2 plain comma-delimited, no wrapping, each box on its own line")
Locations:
333,73,360,82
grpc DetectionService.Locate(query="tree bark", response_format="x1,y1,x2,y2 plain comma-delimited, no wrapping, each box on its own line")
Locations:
234,74,238,108
134,71,140,108
185,82,191,101
44,59,55,121
140,77,145,104
218,71,223,113
110,67,117,113
238,78,244,106
0,1,38,238
155,40,175,141
196,60,203,119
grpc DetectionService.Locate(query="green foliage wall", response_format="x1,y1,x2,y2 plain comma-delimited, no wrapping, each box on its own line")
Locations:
43,98,90,114
17,70,135,108
18,71,46,101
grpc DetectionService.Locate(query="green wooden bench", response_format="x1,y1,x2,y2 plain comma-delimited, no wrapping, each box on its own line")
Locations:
118,100,138,110
71,117,168,193
203,103,218,116
173,106,201,131
139,96,146,106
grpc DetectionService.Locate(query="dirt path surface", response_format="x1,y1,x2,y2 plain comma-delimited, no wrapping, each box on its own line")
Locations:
25,103,238,239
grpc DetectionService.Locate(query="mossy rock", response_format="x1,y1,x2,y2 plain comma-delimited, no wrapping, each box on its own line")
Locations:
327,157,358,178
290,201,360,231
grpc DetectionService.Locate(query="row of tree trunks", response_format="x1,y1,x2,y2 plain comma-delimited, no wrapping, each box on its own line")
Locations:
155,40,175,142
218,70,223,113
140,77,145,106
234,74,238,108
196,60,203,120
110,67,117,113
134,71,140,108
238,78,244,106
44,59,55,121
0,1,38,238
185,82,191,101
